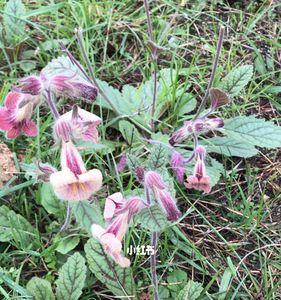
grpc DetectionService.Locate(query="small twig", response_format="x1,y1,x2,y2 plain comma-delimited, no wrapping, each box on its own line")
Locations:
143,0,158,131
75,28,119,115
45,90,60,119
193,26,225,120
60,202,72,232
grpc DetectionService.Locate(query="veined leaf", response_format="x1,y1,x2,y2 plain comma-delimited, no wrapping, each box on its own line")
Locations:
0,205,40,249
84,238,135,297
147,143,169,170
73,201,104,234
220,65,253,96
56,235,80,255
3,0,26,44
119,120,141,145
135,205,168,232
27,277,55,300
224,116,281,148
40,182,65,217
177,280,203,300
203,136,258,158
55,252,86,300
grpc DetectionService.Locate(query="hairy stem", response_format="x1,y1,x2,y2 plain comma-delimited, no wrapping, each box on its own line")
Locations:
75,28,119,115
143,0,158,131
145,186,159,300
193,26,225,120
45,90,60,119
60,202,72,232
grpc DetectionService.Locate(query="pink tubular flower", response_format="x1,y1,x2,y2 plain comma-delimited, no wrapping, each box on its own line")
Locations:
53,106,101,143
145,171,181,221
104,192,146,222
144,171,166,190
169,121,192,145
49,74,98,102
185,145,211,193
50,141,102,201
155,189,182,221
0,92,38,139
91,216,130,268
18,75,43,95
170,151,186,184
117,153,127,172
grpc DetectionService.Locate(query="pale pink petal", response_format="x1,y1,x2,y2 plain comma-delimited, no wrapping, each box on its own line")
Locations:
112,252,130,268
6,127,20,139
5,92,21,109
104,192,124,222
106,213,129,241
76,108,101,125
82,125,99,143
78,169,103,193
91,224,106,239
0,108,13,130
22,120,38,137
100,233,122,252
61,141,86,175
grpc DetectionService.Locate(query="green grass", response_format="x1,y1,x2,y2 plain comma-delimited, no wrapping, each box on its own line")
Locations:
0,0,281,299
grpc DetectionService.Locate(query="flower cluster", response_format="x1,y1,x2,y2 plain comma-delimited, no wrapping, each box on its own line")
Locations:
169,87,229,193
91,193,146,267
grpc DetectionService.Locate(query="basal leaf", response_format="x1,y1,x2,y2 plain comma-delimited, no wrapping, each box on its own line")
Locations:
203,136,258,158
177,280,203,300
135,205,168,232
0,205,40,249
119,120,141,145
224,116,281,148
55,252,86,300
26,277,55,300
147,143,169,170
40,182,65,217
73,201,104,234
220,65,253,96
84,238,135,297
3,0,26,44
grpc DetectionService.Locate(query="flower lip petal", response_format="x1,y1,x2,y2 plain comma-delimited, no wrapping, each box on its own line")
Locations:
22,120,38,137
5,92,22,109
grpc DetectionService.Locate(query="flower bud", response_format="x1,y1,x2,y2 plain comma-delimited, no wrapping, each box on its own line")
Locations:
144,171,166,190
170,151,186,184
18,75,43,95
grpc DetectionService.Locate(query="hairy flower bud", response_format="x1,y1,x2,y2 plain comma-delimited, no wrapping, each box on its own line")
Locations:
170,151,186,184
18,75,43,95
144,171,166,190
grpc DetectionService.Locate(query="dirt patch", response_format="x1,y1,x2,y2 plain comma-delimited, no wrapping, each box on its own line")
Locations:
0,142,16,187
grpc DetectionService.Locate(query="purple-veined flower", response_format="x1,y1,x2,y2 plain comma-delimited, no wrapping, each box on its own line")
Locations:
49,74,98,102
53,106,101,143
185,145,211,193
0,91,39,139
104,192,146,222
91,215,131,268
18,75,43,95
144,171,181,221
170,151,186,184
117,153,127,172
50,141,102,201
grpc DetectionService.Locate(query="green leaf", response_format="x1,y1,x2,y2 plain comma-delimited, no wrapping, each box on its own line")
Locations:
73,201,104,234
0,205,40,249
224,116,281,148
56,235,80,255
119,120,141,145
218,268,232,300
203,136,258,158
3,0,26,44
84,238,135,297
147,143,169,170
167,269,187,292
55,252,86,300
220,65,253,96
177,280,203,300
135,205,168,232
40,182,65,217
26,277,55,300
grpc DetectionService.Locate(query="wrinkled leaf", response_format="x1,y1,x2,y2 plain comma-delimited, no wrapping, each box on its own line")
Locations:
85,238,135,297
119,120,141,145
224,116,281,148
177,280,203,300
27,277,55,300
0,205,40,249
135,205,168,232
55,252,86,300
147,143,169,170
220,65,253,96
3,0,26,43
56,235,80,255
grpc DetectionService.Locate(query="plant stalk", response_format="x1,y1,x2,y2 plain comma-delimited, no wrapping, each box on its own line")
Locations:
145,186,159,300
193,26,225,120
60,202,72,232
75,28,119,115
143,0,158,132
45,90,60,119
